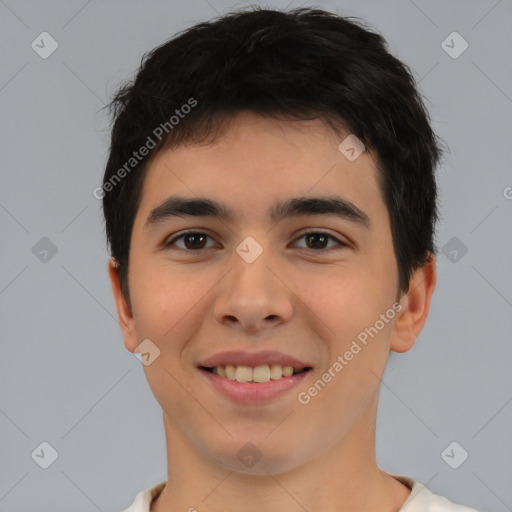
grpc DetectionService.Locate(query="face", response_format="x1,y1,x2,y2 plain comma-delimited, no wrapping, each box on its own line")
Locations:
109,112,435,474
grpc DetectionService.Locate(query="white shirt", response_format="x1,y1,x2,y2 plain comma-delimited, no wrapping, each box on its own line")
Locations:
120,475,481,511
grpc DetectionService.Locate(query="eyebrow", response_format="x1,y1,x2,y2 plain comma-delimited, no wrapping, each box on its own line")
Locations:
144,195,371,230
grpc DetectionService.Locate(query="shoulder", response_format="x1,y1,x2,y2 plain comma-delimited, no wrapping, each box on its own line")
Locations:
119,481,166,512
394,475,482,512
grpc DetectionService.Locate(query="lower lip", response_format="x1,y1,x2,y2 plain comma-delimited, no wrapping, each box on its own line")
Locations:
199,368,311,404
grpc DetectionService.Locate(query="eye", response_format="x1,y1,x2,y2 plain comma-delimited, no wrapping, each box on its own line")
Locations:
163,230,347,252
164,231,217,251
293,231,346,250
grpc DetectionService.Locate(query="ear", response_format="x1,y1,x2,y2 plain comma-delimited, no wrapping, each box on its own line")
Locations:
108,258,138,353
390,255,437,353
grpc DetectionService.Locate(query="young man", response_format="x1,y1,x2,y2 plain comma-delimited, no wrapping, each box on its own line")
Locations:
102,7,480,512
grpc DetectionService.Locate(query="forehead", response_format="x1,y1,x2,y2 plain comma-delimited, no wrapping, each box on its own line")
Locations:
136,113,385,225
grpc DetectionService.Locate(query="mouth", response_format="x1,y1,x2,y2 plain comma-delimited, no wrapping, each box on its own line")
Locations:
199,365,312,404
197,350,314,404
199,364,312,383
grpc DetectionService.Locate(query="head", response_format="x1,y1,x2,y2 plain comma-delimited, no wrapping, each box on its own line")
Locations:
103,7,441,474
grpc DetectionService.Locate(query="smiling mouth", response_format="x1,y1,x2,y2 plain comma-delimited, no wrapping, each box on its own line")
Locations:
200,364,312,383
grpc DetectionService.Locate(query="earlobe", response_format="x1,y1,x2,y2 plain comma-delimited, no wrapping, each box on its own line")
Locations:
390,255,437,354
107,259,138,352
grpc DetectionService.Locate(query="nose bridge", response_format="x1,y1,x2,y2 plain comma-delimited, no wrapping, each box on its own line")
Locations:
232,248,274,295
230,238,280,305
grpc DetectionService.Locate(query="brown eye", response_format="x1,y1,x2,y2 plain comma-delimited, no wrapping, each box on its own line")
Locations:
183,233,208,249
305,233,329,249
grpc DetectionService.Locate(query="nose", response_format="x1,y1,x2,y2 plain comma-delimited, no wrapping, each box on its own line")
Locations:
211,247,294,334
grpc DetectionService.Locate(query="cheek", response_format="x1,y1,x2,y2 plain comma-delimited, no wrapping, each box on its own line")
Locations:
292,265,397,411
293,266,396,345
129,262,203,347
129,266,210,415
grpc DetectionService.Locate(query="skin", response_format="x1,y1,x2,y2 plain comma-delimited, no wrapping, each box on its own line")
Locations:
109,112,436,512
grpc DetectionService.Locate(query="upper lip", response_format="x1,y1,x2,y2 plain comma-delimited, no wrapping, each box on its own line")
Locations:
198,350,312,369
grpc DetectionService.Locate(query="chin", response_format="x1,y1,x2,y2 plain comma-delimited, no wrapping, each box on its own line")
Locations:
203,434,308,476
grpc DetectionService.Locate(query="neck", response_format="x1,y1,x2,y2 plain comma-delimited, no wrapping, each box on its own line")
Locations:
151,395,411,512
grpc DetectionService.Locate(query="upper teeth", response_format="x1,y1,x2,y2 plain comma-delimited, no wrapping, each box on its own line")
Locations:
211,364,302,383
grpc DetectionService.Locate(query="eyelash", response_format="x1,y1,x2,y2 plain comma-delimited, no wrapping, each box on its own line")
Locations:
164,230,347,252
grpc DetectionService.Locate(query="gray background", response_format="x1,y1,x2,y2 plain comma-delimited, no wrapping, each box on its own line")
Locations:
1,0,511,511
